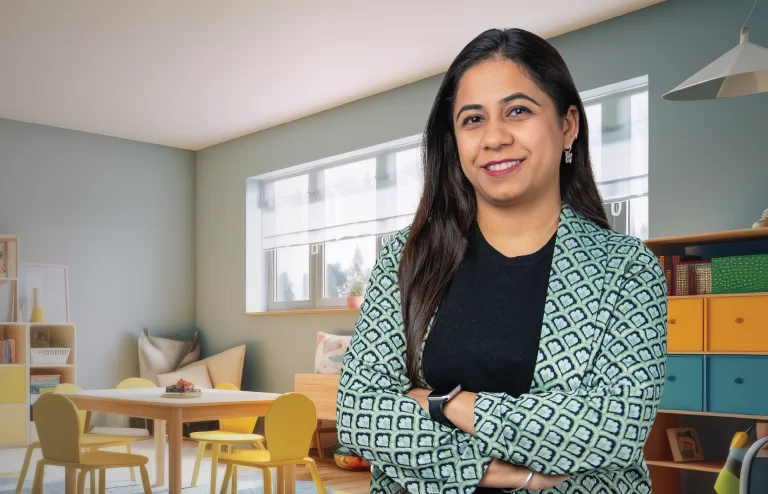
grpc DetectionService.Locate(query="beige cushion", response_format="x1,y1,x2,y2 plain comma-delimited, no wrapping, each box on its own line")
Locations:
314,332,351,374
157,363,213,389
182,345,246,388
138,328,200,385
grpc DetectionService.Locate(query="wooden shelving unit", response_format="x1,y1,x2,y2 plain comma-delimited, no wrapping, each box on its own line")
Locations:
643,226,768,494
647,460,726,473
0,235,77,448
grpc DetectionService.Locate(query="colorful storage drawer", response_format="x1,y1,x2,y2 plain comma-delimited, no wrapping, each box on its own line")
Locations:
707,356,768,416
0,404,26,444
707,295,768,352
0,366,26,404
712,254,768,294
667,298,704,351
660,356,704,411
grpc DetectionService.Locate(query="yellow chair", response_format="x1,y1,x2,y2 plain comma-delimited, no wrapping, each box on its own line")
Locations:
218,393,327,494
87,378,155,482
190,382,267,492
15,383,147,494
31,393,151,494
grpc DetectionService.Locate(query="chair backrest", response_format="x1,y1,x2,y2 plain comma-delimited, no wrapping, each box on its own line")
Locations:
264,393,316,461
53,383,87,433
215,382,259,434
33,393,82,463
117,377,157,389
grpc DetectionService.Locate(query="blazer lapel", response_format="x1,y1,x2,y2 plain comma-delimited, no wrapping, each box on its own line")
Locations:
532,203,609,392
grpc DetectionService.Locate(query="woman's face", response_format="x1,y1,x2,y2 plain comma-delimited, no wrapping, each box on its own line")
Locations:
452,58,578,208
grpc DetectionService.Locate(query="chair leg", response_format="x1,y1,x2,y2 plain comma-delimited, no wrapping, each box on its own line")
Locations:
305,460,327,494
313,421,324,459
191,441,206,487
231,465,237,494
31,462,44,494
262,467,272,494
139,465,152,494
126,443,136,482
219,464,233,494
99,469,106,494
77,469,87,494
210,442,221,494
89,468,96,493
15,444,36,494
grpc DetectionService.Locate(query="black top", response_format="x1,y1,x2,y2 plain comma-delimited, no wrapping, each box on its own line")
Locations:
422,223,556,492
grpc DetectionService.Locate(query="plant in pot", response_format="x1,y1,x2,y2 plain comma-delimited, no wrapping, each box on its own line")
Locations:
339,268,370,309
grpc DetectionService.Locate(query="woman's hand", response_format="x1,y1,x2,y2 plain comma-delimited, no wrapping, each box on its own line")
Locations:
480,459,570,490
406,388,430,412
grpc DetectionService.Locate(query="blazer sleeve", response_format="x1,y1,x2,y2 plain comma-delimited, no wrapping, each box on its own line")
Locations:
336,231,492,494
472,241,668,476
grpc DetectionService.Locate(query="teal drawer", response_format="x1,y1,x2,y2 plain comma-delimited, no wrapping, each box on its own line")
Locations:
707,356,768,416
660,356,703,411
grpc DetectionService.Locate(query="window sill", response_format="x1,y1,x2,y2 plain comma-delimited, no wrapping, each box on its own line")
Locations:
244,308,361,317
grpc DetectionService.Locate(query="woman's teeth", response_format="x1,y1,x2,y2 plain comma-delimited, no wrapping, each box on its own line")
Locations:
486,160,520,171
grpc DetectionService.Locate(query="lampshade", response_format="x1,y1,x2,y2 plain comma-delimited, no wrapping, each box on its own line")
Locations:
663,27,768,101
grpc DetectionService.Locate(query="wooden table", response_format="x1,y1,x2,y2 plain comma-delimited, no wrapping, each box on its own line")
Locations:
65,388,280,494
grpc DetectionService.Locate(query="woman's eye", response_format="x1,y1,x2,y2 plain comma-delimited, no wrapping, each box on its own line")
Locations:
508,106,530,117
462,115,483,126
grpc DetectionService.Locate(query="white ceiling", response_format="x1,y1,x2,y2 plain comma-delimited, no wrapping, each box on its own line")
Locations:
0,0,662,151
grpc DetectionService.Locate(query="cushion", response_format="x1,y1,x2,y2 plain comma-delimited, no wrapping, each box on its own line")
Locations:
157,363,213,389
182,345,245,388
314,332,351,374
138,328,200,385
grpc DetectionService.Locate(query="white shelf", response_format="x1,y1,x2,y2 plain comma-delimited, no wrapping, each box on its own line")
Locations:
30,364,73,368
0,278,18,282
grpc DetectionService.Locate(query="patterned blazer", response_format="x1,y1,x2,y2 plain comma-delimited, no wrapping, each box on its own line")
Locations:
336,203,668,494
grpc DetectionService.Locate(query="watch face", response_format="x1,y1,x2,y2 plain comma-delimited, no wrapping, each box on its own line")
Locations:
428,384,461,400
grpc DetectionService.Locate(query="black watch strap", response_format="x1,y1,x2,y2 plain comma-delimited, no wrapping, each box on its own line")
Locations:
429,396,456,428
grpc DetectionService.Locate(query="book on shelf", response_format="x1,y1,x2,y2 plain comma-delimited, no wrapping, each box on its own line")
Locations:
0,241,6,277
1,339,16,364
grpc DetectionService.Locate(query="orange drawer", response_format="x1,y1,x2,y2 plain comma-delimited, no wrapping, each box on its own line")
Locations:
707,296,768,352
667,298,704,352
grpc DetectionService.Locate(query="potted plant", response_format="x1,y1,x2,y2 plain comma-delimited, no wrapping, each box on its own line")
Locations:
339,268,370,309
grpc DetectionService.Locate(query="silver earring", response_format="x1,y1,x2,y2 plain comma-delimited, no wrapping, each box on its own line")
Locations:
564,144,573,164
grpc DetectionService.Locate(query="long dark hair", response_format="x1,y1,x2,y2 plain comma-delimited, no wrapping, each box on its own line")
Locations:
399,28,609,385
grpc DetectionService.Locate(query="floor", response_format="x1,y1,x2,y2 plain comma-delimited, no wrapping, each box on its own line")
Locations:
0,439,371,494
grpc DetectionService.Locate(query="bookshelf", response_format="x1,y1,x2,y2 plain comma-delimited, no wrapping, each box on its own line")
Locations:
643,226,768,494
0,235,77,448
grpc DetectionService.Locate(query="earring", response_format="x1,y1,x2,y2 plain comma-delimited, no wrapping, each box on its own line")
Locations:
564,144,573,164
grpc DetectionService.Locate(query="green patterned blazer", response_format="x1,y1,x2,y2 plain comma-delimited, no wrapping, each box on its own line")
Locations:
336,203,668,493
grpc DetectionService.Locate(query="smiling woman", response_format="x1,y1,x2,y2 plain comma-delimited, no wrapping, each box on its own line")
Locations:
337,27,667,494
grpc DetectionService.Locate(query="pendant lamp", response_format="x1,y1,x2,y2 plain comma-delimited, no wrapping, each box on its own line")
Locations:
663,0,768,101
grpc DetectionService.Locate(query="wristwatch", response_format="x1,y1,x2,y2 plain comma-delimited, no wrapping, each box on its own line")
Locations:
427,384,462,428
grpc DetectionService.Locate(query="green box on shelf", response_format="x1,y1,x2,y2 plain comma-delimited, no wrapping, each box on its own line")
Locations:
711,254,768,294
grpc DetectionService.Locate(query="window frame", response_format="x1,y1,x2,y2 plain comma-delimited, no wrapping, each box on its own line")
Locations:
259,135,422,312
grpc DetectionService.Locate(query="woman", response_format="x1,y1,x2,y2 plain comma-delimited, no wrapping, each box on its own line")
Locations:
337,28,667,493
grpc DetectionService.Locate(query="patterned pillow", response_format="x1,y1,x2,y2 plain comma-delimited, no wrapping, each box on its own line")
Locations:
314,332,351,374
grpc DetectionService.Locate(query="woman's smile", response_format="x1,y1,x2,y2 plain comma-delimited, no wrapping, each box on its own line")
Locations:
483,158,525,177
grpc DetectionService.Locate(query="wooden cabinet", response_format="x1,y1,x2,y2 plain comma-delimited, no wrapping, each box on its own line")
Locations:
0,366,26,404
707,295,768,352
660,356,703,411
707,356,768,416
667,298,704,351
0,405,27,444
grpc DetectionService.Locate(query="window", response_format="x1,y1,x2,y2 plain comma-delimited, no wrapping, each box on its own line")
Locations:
246,78,650,313
581,76,649,240
248,135,423,312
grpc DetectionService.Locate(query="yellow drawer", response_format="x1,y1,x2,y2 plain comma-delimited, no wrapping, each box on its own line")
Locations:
0,405,27,444
707,296,768,352
0,366,26,404
667,298,704,352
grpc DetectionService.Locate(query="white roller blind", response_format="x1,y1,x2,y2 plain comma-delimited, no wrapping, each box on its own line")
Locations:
260,145,423,250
